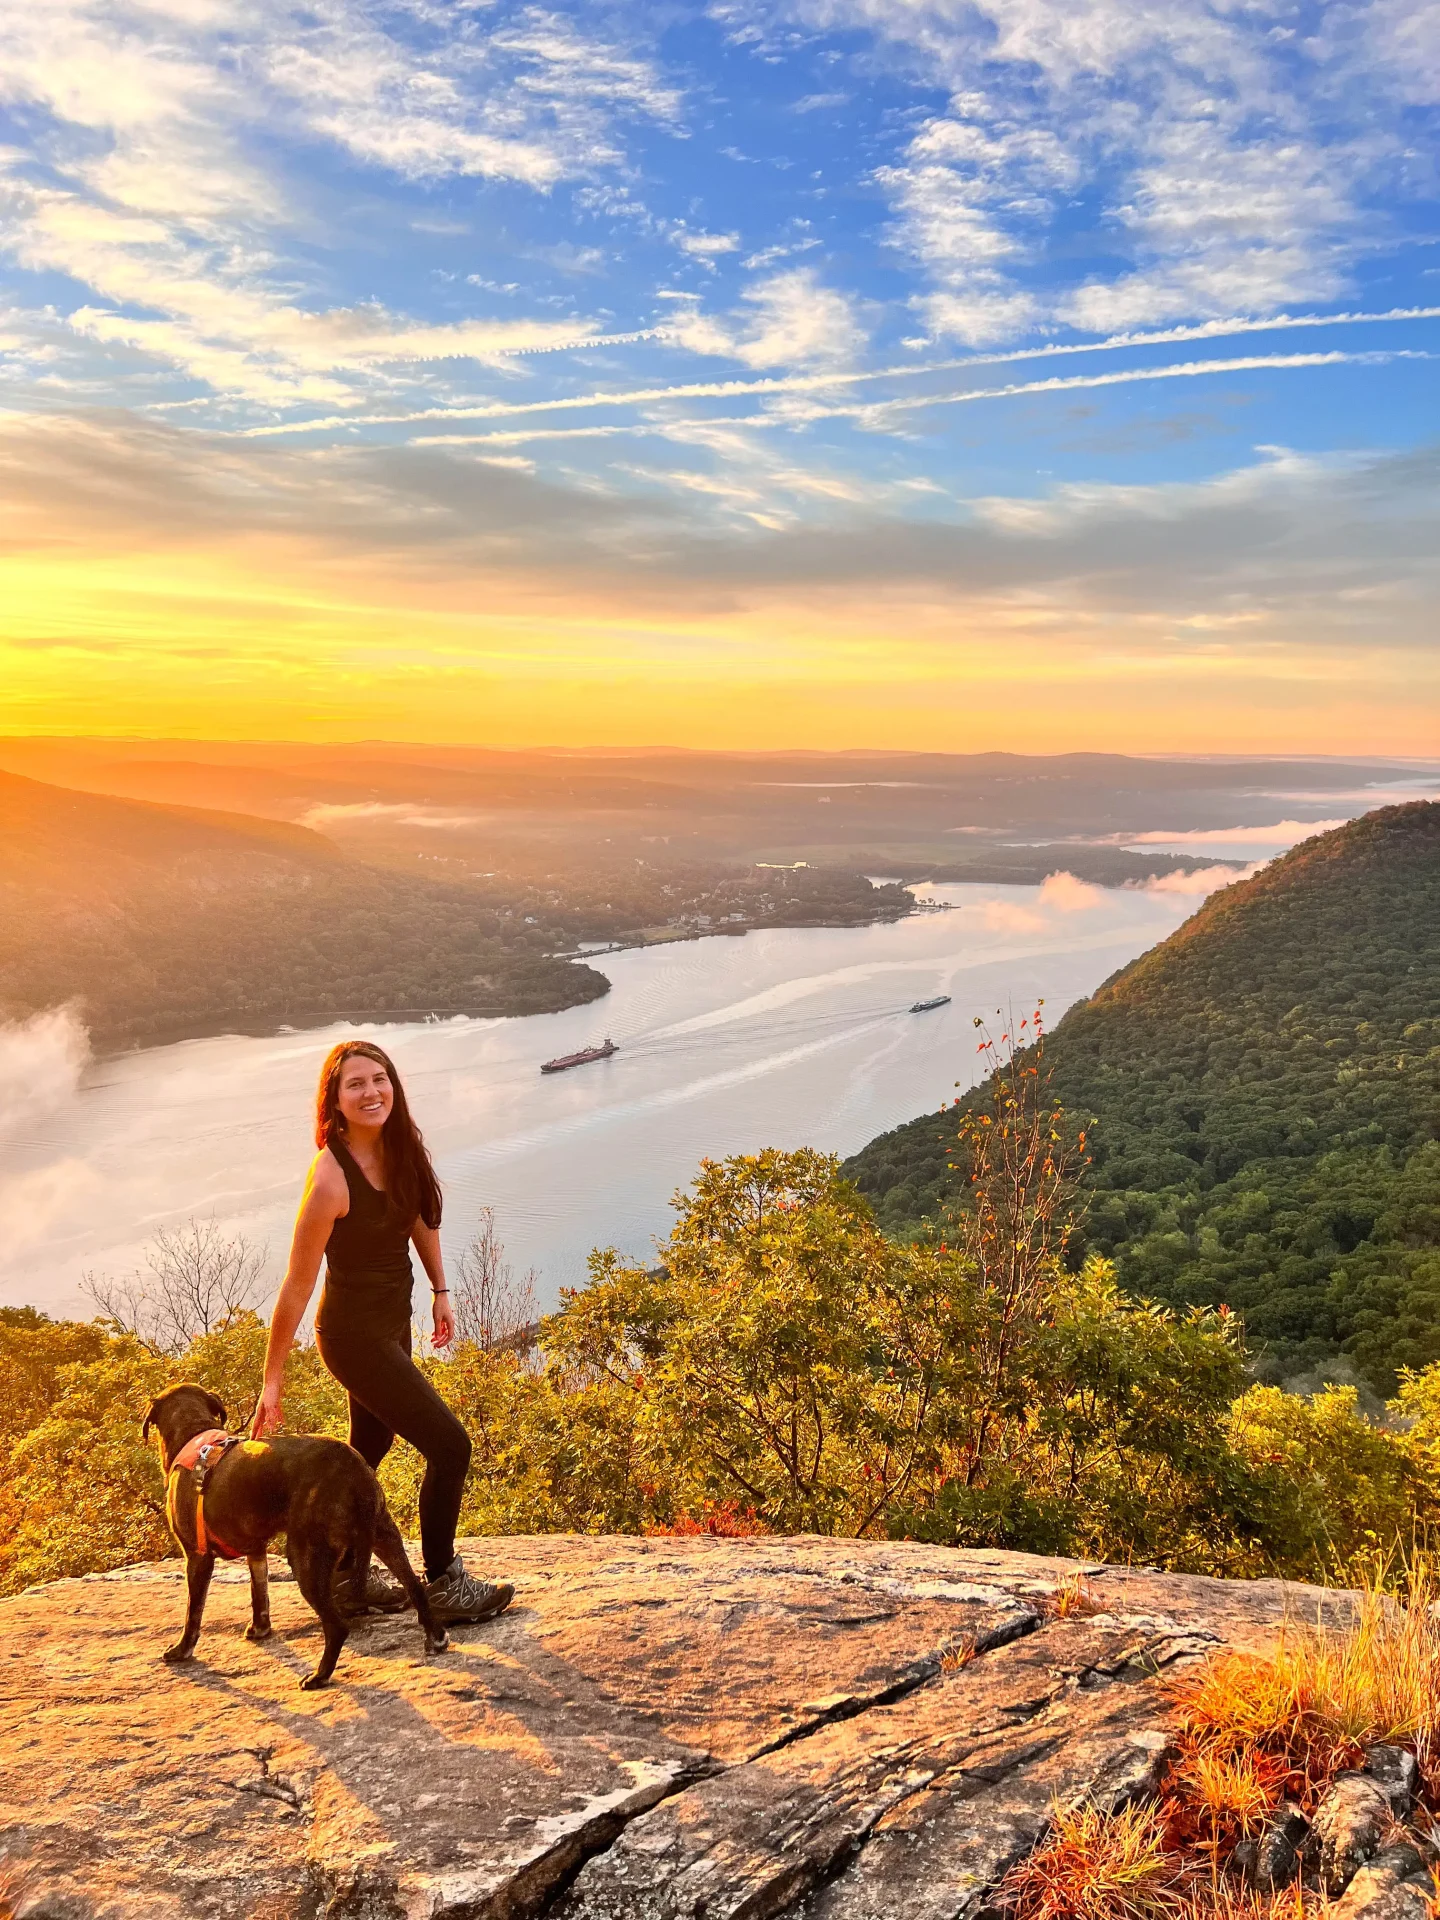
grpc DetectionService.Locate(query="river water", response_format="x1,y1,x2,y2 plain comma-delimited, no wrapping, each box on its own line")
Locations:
0,875,1227,1319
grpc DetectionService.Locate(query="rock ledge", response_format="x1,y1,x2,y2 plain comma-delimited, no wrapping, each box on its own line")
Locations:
0,1536,1348,1919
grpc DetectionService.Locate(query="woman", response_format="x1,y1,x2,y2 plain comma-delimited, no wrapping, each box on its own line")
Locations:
253,1040,513,1623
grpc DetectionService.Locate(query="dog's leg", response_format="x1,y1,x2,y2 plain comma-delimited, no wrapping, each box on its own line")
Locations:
290,1540,348,1690
373,1504,449,1655
246,1554,272,1642
164,1551,214,1664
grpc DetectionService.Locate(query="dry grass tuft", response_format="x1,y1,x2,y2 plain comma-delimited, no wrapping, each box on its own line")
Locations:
643,1500,767,1538
940,1633,978,1673
1167,1887,1329,1917
999,1802,1180,1919
1166,1744,1288,1847
1002,1810,1349,1919
1051,1572,1109,1619
1171,1568,1440,1803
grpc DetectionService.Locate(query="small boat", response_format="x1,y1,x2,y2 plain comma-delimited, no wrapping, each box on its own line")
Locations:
541,1038,618,1074
909,995,951,1014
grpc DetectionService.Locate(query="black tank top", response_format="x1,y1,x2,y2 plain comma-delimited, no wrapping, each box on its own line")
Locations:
323,1139,415,1292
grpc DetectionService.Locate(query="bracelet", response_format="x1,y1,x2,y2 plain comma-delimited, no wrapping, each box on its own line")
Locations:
432,1289,449,1296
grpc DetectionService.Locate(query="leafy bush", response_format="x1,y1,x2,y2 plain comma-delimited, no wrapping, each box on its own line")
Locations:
1226,1384,1426,1584
6,1141,1440,1596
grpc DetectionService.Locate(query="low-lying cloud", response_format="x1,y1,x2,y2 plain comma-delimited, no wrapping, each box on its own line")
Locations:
1037,871,1105,912
301,802,492,832
1124,820,1348,850
978,863,1246,933
0,1006,92,1143
1134,863,1261,896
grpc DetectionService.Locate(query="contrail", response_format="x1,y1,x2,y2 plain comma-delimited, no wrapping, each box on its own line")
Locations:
356,351,1432,449
828,349,1434,421
233,304,1440,439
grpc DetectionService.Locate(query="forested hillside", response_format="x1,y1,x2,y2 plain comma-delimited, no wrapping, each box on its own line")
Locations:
845,803,1440,1392
0,771,607,1047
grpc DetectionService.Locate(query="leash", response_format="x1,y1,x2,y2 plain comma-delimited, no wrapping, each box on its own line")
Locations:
166,1429,247,1560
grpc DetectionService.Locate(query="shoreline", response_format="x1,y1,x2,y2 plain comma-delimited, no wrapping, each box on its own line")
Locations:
90,901,923,1058
74,861,1236,1062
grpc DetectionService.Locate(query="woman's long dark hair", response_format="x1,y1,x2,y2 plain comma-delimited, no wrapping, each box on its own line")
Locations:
315,1041,442,1230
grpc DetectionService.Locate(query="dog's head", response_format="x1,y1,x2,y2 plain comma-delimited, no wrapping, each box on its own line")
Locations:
141,1383,229,1469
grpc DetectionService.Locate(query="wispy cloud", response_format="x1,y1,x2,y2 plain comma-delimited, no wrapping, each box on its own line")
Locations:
0,1,682,404
672,227,742,262
747,0,1424,341
1037,871,1104,911
269,5,681,187
1134,864,1260,895
665,267,867,369
0,1008,91,1144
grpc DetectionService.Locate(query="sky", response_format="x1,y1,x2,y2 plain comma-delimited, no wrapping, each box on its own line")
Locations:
0,0,1437,751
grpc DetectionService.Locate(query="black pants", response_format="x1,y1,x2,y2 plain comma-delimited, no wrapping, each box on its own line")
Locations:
316,1298,471,1583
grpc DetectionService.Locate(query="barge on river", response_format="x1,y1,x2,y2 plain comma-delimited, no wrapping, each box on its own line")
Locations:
541,1038,618,1074
909,995,951,1013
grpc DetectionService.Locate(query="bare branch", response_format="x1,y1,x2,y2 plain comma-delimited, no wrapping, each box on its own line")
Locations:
451,1210,539,1355
83,1218,270,1355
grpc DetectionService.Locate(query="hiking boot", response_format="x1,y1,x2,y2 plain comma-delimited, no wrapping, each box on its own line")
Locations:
336,1563,407,1618
424,1556,514,1625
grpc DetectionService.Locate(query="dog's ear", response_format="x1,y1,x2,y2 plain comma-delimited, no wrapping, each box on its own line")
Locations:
204,1391,228,1427
141,1399,159,1441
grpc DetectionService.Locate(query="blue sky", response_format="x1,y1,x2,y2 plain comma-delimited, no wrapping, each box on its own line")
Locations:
0,1,1436,749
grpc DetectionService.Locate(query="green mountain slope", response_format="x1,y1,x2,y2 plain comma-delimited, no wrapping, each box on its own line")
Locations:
0,771,606,1048
844,802,1440,1391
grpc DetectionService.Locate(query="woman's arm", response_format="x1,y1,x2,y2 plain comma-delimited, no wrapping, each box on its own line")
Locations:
412,1218,455,1349
252,1154,346,1436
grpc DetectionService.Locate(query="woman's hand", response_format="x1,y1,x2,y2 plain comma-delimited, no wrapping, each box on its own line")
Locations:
252,1379,285,1438
432,1291,456,1350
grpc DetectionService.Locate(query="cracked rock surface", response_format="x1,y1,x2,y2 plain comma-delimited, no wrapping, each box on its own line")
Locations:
0,1536,1346,1920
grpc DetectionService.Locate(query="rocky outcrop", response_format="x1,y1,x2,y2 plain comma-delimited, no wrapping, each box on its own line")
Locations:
0,1536,1353,1920
1333,1847,1437,1919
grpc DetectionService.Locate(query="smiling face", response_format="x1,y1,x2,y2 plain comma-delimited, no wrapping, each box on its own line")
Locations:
336,1053,394,1134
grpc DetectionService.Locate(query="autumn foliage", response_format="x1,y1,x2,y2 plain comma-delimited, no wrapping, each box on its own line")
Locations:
4,1024,1440,1594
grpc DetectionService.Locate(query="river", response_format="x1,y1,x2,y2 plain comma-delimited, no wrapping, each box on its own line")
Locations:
0,874,1229,1318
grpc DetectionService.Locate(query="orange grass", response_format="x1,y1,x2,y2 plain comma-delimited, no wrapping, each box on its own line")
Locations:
1170,1569,1440,1804
1052,1573,1108,1619
1001,1806,1348,1920
1166,1887,1333,1918
643,1501,767,1537
940,1634,979,1673
1165,1744,1291,1848
1000,1803,1181,1919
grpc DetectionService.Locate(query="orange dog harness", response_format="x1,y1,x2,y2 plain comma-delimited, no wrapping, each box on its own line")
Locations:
167,1429,246,1560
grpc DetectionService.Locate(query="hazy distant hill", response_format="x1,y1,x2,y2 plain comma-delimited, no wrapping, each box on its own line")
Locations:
0,737,1416,884
0,771,607,1048
845,803,1440,1392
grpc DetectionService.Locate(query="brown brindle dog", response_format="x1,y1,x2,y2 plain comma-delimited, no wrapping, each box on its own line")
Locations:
142,1382,449,1689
